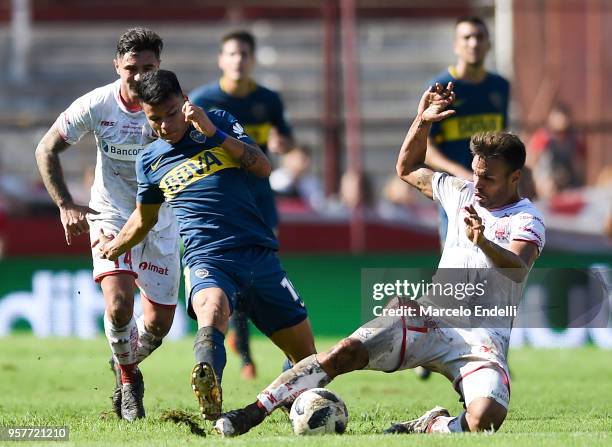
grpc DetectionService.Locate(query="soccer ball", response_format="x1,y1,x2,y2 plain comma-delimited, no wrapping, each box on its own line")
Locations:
289,388,348,435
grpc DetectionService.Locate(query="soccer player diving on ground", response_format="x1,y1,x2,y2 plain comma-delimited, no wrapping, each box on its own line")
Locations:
214,82,545,436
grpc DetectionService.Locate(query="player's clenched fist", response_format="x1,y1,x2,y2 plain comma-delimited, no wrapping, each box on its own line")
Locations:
182,100,216,137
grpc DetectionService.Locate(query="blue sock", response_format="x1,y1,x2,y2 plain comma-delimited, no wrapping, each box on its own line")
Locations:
194,326,226,383
282,357,293,372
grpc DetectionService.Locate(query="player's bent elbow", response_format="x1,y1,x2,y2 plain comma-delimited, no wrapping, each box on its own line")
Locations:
505,266,529,284
253,162,272,178
35,138,53,162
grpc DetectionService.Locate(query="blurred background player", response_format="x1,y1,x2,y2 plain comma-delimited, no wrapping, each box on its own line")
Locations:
526,103,586,199
34,28,181,422
189,30,295,379
426,16,509,245
98,69,316,420
215,82,545,437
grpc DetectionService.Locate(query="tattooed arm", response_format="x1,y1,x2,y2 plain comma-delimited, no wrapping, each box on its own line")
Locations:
183,101,272,178
35,124,98,245
396,83,456,200
234,140,272,177
35,125,73,207
212,134,270,177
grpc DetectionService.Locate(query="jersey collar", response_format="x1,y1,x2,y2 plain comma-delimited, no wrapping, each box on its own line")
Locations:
219,78,257,97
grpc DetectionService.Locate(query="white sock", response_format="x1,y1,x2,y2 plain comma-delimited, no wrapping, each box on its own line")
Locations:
256,354,330,413
135,315,163,364
429,414,465,433
104,313,138,366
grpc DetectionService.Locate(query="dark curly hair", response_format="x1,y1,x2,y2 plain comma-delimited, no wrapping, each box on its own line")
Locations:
116,27,163,59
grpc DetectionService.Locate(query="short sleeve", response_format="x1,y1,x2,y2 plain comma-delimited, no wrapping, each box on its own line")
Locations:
55,93,95,144
135,154,165,204
209,110,257,146
510,212,546,253
431,172,471,215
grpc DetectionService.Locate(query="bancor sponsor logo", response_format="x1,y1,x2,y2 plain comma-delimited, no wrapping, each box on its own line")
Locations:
0,271,186,339
100,140,144,161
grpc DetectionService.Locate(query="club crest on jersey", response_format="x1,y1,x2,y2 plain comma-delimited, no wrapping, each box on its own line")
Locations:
190,130,207,144
195,268,209,279
495,216,511,241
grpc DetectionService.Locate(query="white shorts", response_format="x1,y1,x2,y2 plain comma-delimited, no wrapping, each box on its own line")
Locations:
89,217,181,306
350,303,511,409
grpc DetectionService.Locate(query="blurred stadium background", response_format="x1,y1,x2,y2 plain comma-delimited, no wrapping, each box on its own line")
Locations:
0,0,610,348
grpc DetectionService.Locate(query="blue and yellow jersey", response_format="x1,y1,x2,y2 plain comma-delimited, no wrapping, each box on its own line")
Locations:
429,67,510,170
189,80,292,153
135,109,278,268
188,80,291,230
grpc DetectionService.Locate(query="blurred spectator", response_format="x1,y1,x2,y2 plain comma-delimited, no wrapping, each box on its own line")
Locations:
378,175,419,220
325,170,376,218
339,170,374,212
527,103,586,199
0,157,53,215
270,146,324,211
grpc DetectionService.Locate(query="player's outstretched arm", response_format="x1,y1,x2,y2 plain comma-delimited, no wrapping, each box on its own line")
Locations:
35,124,98,245
396,83,456,200
183,101,272,177
97,202,161,261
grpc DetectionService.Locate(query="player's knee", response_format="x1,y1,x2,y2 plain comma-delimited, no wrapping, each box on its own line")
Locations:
192,290,230,328
105,293,133,326
145,316,172,337
144,306,175,337
466,398,507,432
320,337,368,377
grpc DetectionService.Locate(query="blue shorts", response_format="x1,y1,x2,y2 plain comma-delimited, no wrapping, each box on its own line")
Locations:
248,175,279,231
184,247,307,336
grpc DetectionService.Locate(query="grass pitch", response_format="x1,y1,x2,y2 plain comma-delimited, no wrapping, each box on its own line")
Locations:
0,335,610,446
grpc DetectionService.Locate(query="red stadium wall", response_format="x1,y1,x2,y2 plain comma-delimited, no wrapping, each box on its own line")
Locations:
0,0,477,23
2,215,438,256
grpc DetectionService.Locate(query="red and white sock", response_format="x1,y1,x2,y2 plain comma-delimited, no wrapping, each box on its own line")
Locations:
256,354,330,413
104,313,138,383
135,314,163,364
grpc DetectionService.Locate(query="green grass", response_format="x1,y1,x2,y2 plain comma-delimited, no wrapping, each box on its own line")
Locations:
0,335,610,446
